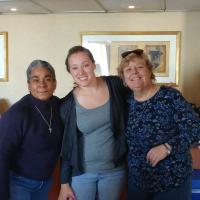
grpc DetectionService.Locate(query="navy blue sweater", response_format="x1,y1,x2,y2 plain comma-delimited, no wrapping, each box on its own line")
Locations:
0,94,63,200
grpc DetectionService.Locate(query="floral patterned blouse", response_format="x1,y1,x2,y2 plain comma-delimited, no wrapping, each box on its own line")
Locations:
126,86,200,192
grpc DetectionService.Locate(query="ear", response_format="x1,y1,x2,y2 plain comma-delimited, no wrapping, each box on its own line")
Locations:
28,82,31,92
53,80,57,92
93,63,96,70
123,81,127,87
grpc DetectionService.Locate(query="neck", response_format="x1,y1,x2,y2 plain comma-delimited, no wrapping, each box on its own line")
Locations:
77,77,101,93
134,84,158,102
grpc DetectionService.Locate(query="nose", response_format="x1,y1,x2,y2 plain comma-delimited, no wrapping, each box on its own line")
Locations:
131,66,138,74
78,66,84,75
38,79,46,87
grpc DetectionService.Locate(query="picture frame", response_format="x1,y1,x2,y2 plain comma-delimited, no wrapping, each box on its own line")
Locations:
0,32,8,81
81,31,181,86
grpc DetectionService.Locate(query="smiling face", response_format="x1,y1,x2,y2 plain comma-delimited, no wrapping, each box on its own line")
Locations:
68,52,96,87
123,57,152,91
28,67,56,101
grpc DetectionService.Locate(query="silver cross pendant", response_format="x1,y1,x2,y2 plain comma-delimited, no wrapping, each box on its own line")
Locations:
49,127,52,134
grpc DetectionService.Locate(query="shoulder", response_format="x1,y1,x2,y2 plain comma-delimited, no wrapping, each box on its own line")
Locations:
102,75,124,89
51,95,61,106
52,95,60,101
159,86,182,99
103,75,122,84
8,94,31,114
60,90,75,119
0,94,31,123
157,86,189,108
60,90,74,107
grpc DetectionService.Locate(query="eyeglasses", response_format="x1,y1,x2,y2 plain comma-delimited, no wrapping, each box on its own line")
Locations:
121,49,144,58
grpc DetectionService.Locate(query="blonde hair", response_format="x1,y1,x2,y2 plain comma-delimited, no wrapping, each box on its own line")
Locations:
117,50,155,81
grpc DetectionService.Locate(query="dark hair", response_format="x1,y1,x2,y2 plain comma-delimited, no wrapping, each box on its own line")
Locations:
118,49,155,81
65,45,95,72
26,60,56,83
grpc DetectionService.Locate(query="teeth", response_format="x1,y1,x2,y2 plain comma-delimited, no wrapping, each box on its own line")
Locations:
131,77,140,81
79,77,87,80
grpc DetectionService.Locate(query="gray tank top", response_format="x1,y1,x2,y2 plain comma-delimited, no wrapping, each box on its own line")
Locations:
75,98,115,172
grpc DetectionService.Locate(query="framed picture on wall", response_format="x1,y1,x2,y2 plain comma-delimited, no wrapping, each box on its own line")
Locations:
145,42,170,77
0,32,8,82
146,45,166,73
81,31,181,86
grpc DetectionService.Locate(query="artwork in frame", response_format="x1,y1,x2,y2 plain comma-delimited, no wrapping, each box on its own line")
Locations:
81,31,181,86
145,41,170,77
0,32,8,81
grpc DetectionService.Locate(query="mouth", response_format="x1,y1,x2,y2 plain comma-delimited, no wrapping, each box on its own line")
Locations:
130,77,141,81
78,76,88,81
38,91,49,95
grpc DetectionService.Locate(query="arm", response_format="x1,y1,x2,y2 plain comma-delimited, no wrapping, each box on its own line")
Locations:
60,94,74,185
147,90,200,166
0,150,10,200
59,94,77,200
59,134,76,200
0,110,22,199
59,130,76,200
166,92,200,154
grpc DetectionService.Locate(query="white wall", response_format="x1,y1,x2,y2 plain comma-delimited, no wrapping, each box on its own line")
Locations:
0,12,200,109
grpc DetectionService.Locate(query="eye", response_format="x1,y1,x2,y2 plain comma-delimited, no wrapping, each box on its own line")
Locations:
45,77,53,82
124,67,131,72
136,65,144,69
31,78,39,83
83,63,90,68
70,66,78,71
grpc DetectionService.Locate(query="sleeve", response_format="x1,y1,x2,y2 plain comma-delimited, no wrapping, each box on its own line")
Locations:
108,76,130,126
59,94,74,184
60,115,72,184
60,157,72,184
109,75,130,96
0,110,22,200
166,91,200,154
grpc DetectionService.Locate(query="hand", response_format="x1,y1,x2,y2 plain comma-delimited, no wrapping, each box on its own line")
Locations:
146,144,168,167
58,183,76,200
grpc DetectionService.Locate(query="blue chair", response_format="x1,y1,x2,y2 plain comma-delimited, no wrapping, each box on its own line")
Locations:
192,170,200,200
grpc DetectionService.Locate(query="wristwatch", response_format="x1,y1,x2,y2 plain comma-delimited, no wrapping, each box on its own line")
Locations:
163,143,172,155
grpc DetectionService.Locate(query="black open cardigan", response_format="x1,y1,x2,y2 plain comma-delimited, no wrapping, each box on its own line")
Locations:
60,76,128,183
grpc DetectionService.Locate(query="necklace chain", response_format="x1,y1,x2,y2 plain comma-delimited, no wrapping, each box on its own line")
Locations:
135,85,158,101
34,105,53,134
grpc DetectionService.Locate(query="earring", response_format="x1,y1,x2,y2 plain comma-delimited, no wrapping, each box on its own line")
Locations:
123,81,127,87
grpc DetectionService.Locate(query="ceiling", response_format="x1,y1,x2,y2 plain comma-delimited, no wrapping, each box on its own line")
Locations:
0,0,200,15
